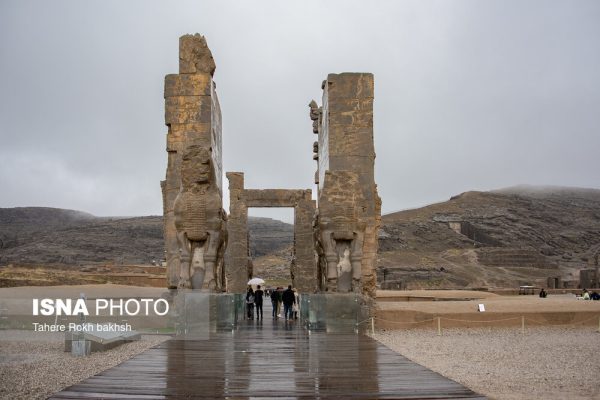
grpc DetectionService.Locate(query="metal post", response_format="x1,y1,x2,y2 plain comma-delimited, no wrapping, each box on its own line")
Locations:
521,316,525,334
437,317,441,336
371,317,375,335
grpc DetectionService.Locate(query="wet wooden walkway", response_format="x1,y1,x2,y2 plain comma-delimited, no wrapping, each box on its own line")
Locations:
51,317,486,399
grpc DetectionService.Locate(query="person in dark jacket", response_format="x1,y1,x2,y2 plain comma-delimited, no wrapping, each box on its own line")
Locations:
254,285,264,319
246,286,254,319
282,285,296,320
270,288,280,318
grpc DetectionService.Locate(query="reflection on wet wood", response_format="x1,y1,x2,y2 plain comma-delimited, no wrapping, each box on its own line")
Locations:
50,318,486,399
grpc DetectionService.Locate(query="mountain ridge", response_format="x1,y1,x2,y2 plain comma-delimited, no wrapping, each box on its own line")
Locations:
2,185,599,288
379,186,600,289
0,208,292,266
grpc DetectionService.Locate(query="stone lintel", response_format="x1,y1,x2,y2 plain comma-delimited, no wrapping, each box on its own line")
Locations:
244,189,311,208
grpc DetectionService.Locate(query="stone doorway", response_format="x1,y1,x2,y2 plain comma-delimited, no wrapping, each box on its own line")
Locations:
225,172,317,294
247,208,294,287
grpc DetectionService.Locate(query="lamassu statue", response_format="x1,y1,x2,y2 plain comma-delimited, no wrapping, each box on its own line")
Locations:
173,145,227,290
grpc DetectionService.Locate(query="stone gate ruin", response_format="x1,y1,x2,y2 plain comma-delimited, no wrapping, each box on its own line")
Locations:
161,34,380,300
225,173,317,293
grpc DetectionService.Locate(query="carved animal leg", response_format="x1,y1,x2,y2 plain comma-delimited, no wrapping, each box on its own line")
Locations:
166,234,180,289
321,230,338,291
177,232,192,289
351,231,365,291
203,231,221,291
190,242,206,289
217,228,227,291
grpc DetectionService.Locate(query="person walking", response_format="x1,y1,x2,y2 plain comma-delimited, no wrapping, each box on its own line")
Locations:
292,288,299,319
277,287,284,317
270,288,279,318
282,285,296,321
246,286,255,319
254,285,264,319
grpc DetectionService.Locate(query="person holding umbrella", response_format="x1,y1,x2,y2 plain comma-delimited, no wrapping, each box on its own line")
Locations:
254,285,264,319
246,278,264,320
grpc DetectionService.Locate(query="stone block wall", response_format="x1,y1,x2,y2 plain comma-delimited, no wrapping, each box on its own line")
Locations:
476,248,557,269
579,269,598,289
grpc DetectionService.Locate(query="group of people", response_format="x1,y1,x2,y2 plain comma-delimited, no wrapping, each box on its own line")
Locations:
580,289,600,300
541,288,600,300
246,285,298,320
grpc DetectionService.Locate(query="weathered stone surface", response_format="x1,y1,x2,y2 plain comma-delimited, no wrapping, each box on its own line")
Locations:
225,172,248,293
166,123,213,151
245,189,308,208
179,34,216,75
165,96,212,125
165,74,212,97
163,35,225,289
325,73,374,99
162,37,380,299
293,195,318,292
173,146,227,291
224,172,317,293
313,73,381,298
326,125,375,156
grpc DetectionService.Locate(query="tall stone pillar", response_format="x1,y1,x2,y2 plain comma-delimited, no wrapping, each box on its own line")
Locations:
162,34,226,290
225,172,248,293
293,192,318,293
312,73,381,298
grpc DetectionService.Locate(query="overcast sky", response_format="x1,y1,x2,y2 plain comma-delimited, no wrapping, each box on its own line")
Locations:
1,0,599,222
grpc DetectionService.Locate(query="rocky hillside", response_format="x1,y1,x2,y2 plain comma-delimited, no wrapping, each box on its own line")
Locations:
248,217,293,257
2,186,599,289
378,186,600,289
0,208,292,266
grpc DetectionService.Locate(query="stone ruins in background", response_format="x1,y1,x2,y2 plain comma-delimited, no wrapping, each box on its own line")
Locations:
161,34,380,298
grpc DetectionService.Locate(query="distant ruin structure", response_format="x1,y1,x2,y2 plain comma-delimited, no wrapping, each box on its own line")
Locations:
161,34,226,290
162,37,380,298
225,173,316,293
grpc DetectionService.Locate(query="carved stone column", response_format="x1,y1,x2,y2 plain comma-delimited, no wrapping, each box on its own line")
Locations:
312,73,381,298
225,172,248,293
163,34,225,290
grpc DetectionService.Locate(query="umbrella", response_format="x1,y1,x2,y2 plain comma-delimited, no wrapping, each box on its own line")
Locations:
247,277,265,285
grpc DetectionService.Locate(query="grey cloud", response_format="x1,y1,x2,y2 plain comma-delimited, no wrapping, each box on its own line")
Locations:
1,0,599,223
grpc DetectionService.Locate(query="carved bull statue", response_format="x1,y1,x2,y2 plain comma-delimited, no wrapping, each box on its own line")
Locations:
315,171,366,293
173,145,227,290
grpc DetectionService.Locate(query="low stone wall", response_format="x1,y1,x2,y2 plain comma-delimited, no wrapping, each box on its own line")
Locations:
376,309,600,330
476,248,557,268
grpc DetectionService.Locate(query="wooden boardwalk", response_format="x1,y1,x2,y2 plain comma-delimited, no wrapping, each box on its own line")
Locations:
51,318,486,399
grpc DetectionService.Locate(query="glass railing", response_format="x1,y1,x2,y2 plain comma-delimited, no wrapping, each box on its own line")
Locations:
173,292,245,339
299,293,371,333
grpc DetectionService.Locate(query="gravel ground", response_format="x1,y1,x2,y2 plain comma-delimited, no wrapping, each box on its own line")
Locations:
373,327,600,400
0,330,169,400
